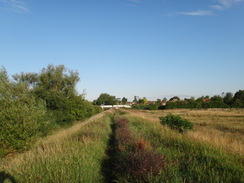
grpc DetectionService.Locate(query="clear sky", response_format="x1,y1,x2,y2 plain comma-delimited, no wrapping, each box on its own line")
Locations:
1,0,243,101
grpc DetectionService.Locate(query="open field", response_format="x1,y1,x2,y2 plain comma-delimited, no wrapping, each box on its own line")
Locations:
124,108,244,156
1,108,243,182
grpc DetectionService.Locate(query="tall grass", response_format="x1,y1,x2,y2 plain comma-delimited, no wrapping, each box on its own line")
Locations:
0,112,112,183
124,109,244,155
123,111,244,183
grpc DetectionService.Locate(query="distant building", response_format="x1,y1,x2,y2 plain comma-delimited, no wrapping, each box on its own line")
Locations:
203,99,211,102
101,105,131,109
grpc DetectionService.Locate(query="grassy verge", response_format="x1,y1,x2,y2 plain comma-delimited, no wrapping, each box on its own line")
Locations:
122,111,244,183
124,109,244,156
0,113,112,183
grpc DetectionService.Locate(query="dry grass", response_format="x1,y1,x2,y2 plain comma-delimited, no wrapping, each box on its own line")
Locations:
0,110,113,175
124,109,244,156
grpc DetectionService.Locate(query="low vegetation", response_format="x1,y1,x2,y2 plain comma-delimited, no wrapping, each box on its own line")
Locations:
111,116,166,182
125,110,244,182
160,113,194,133
0,111,112,183
1,107,243,182
0,65,103,158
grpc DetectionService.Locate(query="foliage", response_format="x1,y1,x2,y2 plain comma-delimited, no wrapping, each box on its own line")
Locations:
211,95,223,102
223,92,233,105
0,114,112,183
94,93,118,105
160,113,194,133
132,104,160,110
0,68,54,156
138,97,147,105
0,65,102,157
233,90,244,107
121,97,128,104
156,99,162,105
169,96,180,102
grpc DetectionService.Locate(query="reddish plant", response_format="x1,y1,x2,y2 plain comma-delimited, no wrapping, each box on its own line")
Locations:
113,117,167,182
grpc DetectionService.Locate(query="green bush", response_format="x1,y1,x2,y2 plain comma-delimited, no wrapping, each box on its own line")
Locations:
160,113,194,133
0,69,54,156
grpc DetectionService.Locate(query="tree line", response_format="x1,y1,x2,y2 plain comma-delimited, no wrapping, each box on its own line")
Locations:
0,65,102,157
164,92,244,109
93,91,244,110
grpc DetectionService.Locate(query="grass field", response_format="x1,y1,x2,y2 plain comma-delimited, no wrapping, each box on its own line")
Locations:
0,111,113,183
1,108,243,182
124,109,244,156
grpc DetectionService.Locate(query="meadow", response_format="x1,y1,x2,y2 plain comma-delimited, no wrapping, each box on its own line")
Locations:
1,108,243,182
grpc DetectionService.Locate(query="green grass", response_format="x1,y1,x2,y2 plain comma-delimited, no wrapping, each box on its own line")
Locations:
1,109,243,182
125,113,244,183
0,114,112,183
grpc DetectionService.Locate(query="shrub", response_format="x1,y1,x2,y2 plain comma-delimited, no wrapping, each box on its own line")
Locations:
160,113,194,133
0,69,54,156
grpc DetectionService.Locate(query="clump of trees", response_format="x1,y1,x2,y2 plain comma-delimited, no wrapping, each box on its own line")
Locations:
131,91,244,111
93,93,118,105
165,91,244,109
0,65,102,157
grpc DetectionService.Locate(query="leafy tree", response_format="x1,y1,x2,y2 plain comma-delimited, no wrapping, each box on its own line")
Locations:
156,99,162,106
37,64,79,97
162,97,167,102
122,97,128,104
30,65,83,125
233,90,244,107
133,96,139,104
211,95,223,102
184,97,195,103
196,97,204,103
232,99,243,108
139,97,147,105
223,92,233,105
169,96,180,102
12,72,39,89
95,93,118,105
0,68,53,156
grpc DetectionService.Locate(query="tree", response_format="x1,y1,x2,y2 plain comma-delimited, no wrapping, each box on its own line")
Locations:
210,95,223,102
12,72,39,89
169,96,180,102
233,90,244,107
139,97,147,105
223,92,233,105
122,97,128,104
184,97,195,103
37,64,79,97
133,96,139,104
233,90,244,103
232,99,243,108
95,93,118,105
156,99,162,106
0,67,53,155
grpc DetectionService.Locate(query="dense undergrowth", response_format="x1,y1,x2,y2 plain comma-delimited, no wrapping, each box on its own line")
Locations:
0,65,103,158
0,113,112,183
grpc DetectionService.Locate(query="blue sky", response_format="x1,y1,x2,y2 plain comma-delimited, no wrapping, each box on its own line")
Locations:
1,0,243,101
